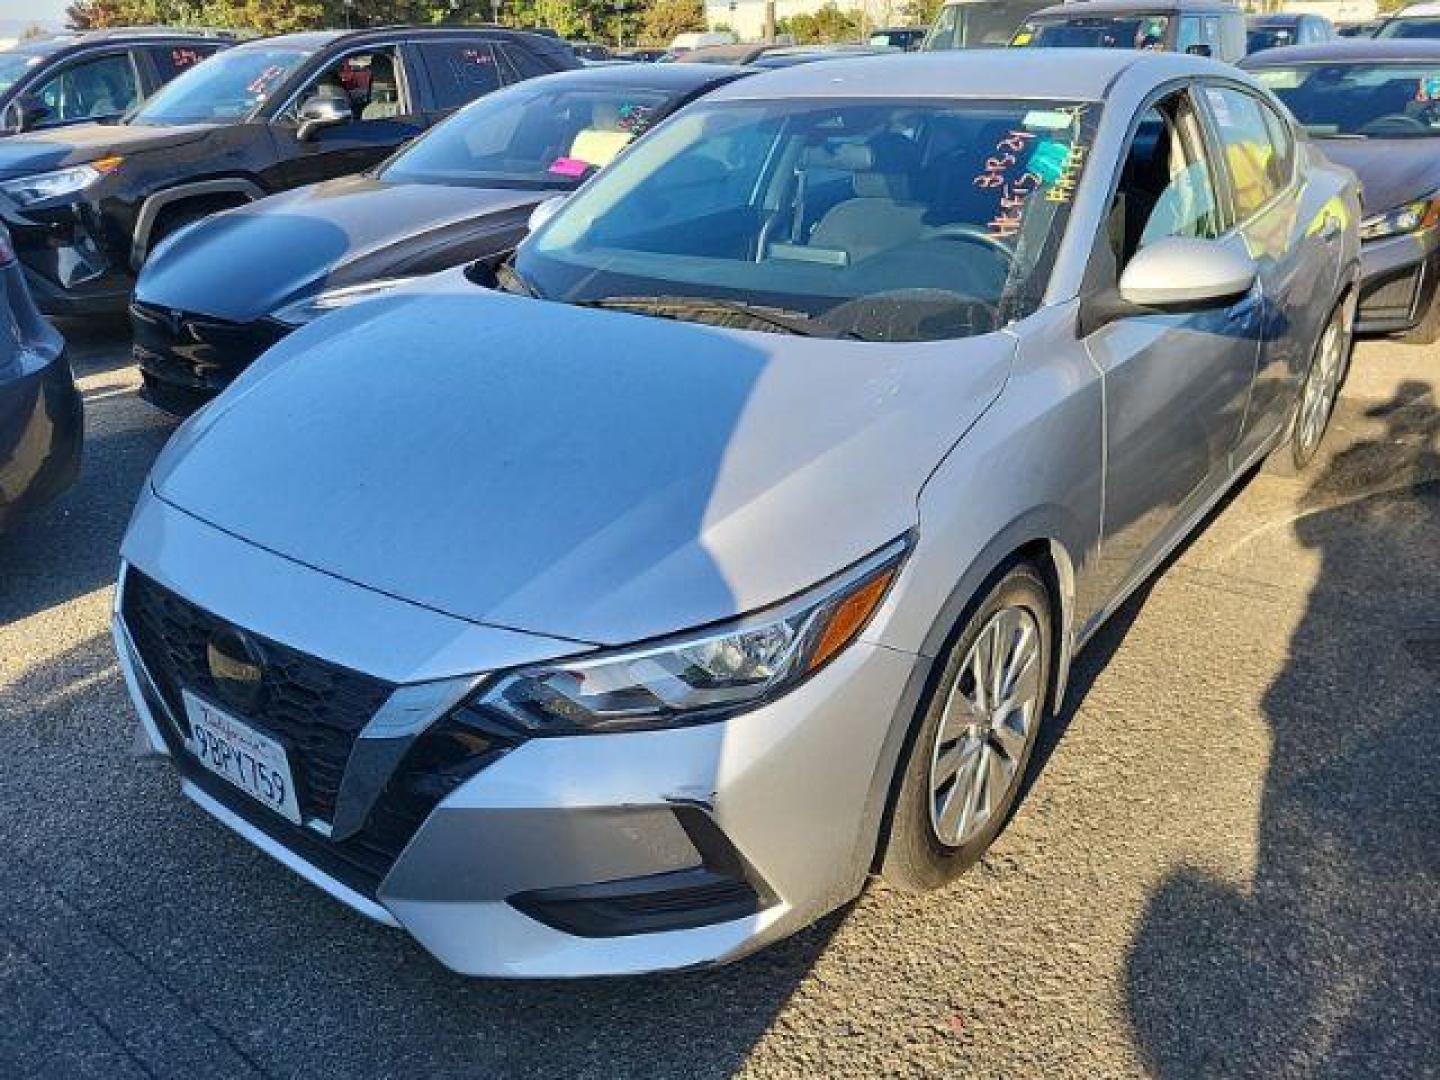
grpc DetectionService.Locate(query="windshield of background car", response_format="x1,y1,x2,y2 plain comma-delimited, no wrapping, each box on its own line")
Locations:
1253,62,1440,137
380,83,672,189
517,98,1099,341
1375,17,1440,39
130,45,312,124
1246,26,1296,52
1013,15,1171,48
927,1,1044,48
0,50,49,96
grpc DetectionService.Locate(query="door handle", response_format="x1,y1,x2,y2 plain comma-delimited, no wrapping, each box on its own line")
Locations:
1318,216,1341,242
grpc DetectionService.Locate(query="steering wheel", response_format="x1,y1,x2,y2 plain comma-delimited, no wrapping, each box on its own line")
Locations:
925,223,1017,265
1358,113,1429,136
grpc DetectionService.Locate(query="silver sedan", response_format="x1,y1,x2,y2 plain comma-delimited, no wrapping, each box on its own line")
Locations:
115,49,1359,977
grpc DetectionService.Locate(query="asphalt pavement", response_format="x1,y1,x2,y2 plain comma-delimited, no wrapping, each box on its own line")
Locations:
1,321,1436,1079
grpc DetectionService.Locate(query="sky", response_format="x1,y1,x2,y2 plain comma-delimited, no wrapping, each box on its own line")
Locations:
0,0,69,28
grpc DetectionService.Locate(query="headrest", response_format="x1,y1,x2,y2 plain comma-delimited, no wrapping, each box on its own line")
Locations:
801,142,874,171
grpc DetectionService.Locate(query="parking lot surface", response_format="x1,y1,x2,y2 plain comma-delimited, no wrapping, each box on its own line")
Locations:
2,323,1436,1079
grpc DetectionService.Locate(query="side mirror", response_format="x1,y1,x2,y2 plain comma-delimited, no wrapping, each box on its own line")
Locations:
12,94,52,133
1185,43,1212,57
527,194,567,234
1118,237,1256,309
1080,237,1257,335
296,95,351,141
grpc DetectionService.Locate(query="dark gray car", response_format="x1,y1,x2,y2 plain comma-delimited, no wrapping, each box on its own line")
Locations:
1243,39,1440,341
0,223,80,530
130,62,751,414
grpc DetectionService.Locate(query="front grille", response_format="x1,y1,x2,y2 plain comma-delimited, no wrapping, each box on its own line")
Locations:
122,570,394,824
121,570,509,899
130,301,287,394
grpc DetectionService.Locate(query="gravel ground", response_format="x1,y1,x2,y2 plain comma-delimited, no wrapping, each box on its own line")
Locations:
1,322,1436,1079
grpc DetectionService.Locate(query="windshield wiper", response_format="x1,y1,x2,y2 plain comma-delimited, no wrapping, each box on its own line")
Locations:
495,258,542,299
570,294,864,339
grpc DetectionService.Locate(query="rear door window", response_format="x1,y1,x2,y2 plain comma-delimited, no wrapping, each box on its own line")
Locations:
1203,85,1291,221
418,41,502,111
147,43,223,84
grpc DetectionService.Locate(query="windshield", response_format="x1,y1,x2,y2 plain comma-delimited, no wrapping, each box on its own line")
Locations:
1376,16,1440,39
1247,26,1297,52
0,50,48,97
1013,15,1171,48
131,45,312,125
515,98,1098,342
924,1,1045,48
381,82,671,189
1253,62,1440,137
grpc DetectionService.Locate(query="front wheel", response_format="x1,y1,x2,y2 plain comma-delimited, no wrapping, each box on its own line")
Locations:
880,563,1053,893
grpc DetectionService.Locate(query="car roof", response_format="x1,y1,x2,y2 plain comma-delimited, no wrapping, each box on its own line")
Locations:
1031,0,1240,16
4,26,232,57
711,46,1221,101
1239,36,1440,64
230,25,566,53
1248,14,1304,24
534,62,752,91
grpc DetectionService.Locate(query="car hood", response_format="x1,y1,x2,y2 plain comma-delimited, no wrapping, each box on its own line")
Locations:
151,275,1015,646
0,121,214,178
1318,138,1440,215
137,175,545,322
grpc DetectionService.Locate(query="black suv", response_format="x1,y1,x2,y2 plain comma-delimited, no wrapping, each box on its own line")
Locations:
0,26,577,316
0,27,233,137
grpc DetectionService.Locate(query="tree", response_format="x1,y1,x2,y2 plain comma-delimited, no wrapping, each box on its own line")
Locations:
900,0,941,29
640,0,704,46
778,2,862,44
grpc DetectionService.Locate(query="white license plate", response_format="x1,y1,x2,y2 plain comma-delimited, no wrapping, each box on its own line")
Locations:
183,690,302,825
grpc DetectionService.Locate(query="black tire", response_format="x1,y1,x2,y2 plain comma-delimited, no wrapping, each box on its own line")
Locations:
880,563,1053,893
1272,294,1352,477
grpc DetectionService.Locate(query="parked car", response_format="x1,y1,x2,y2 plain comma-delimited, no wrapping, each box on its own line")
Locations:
1337,19,1385,38
1376,3,1440,39
747,44,899,69
0,27,578,318
616,47,670,62
131,62,752,413
923,0,1053,48
1012,0,1247,63
115,50,1359,977
568,42,613,62
0,223,80,531
1247,14,1335,54
669,31,737,53
0,27,232,137
1243,39,1440,342
867,26,929,50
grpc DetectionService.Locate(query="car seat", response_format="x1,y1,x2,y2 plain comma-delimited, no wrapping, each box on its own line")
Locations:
806,133,928,261
361,55,401,121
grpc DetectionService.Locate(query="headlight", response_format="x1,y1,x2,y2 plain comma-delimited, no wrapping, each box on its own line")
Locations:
1359,194,1440,241
0,155,122,207
465,538,910,736
272,277,417,326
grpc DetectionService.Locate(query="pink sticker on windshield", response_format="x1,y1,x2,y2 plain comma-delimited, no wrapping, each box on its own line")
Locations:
548,157,590,178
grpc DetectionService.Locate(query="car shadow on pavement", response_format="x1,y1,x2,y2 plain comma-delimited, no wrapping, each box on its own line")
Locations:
1124,381,1440,1075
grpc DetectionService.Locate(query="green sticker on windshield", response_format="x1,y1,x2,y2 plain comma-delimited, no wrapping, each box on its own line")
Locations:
1028,140,1071,184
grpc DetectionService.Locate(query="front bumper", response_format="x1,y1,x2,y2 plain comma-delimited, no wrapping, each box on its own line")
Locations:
130,300,290,415
0,345,82,529
116,487,919,977
1356,227,1440,336
3,196,132,318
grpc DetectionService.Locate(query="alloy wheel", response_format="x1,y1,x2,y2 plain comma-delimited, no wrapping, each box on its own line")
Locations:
928,605,1043,848
1296,311,1347,461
